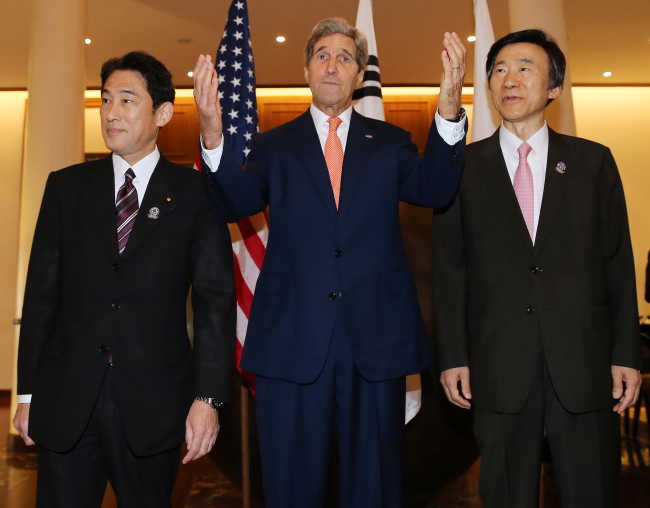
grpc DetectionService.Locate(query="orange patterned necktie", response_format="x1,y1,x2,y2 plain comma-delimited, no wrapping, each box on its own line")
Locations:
325,117,344,209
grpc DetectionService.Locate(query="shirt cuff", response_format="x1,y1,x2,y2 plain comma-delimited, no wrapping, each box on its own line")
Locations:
18,394,32,404
199,133,225,173
435,108,467,146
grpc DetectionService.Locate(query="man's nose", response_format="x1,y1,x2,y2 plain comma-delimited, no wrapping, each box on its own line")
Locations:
326,60,338,75
104,101,120,120
504,69,519,88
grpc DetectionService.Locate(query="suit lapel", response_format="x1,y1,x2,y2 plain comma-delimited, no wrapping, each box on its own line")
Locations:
121,154,178,262
86,156,121,262
477,131,534,252
291,111,338,223
533,129,570,255
337,111,376,223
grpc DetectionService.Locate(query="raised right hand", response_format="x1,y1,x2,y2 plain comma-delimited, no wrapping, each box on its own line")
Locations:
193,54,223,150
440,366,472,409
13,403,36,446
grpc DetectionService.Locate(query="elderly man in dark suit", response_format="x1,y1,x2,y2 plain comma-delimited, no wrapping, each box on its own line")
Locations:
13,52,236,508
193,17,467,508
435,29,643,508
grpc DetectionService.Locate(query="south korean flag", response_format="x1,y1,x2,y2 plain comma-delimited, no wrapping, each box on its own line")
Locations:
352,0,385,121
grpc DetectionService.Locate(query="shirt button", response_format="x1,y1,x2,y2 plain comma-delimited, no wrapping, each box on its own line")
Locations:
99,345,109,354
335,250,343,258
112,302,120,311
454,133,459,138
113,263,120,271
328,293,337,301
526,306,534,314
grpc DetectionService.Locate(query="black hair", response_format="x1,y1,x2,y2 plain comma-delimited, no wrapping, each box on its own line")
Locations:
486,29,566,105
101,51,175,111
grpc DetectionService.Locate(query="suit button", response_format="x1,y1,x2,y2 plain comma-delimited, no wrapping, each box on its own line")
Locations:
328,293,337,301
113,263,120,271
112,302,120,310
531,266,539,274
335,250,343,258
526,306,534,314
99,345,109,354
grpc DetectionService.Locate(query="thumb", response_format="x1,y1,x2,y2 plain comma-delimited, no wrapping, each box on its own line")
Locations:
612,371,623,399
460,369,472,398
185,421,193,450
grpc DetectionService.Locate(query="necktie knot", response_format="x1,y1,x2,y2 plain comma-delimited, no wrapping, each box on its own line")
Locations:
518,142,532,161
125,168,135,181
327,117,342,132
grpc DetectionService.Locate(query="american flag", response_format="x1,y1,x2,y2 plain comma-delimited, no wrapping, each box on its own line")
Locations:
194,0,266,393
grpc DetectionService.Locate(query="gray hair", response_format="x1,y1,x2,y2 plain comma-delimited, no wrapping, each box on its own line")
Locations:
304,18,368,70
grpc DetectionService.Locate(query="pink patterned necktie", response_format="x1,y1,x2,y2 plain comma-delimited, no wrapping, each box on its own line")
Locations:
513,142,534,240
325,117,344,209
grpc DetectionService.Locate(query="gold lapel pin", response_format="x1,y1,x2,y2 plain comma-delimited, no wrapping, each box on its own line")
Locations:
166,197,172,202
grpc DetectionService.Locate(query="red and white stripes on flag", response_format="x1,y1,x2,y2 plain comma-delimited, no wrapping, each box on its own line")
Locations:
194,149,267,394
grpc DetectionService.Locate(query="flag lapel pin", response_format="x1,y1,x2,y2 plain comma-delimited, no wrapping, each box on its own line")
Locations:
147,207,160,219
555,162,567,174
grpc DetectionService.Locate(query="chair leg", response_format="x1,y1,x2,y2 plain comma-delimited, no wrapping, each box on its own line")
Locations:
632,396,643,438
624,406,630,436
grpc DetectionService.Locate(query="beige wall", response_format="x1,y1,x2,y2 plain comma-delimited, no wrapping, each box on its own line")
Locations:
0,86,649,389
0,92,27,389
572,87,650,317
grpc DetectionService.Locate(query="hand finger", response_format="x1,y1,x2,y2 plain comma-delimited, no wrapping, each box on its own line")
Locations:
612,373,623,399
447,375,470,408
185,423,193,451
446,33,467,63
443,36,462,68
193,55,205,81
23,435,36,446
616,382,636,413
460,370,472,399
441,49,452,74
440,376,454,404
183,430,204,464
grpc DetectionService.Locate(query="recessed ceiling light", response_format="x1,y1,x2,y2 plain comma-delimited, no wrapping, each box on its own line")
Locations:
603,71,612,77
188,71,194,77
467,36,476,42
276,36,286,43
84,38,91,44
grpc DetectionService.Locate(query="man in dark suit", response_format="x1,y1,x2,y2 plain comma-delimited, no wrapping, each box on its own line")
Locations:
12,52,236,507
192,17,467,508
435,29,643,507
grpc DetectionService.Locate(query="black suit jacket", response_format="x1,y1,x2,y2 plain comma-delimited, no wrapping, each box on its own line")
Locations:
17,154,236,455
434,129,642,414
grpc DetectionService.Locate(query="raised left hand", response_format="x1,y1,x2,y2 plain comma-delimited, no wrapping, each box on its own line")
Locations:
182,400,220,463
611,365,642,414
438,32,467,120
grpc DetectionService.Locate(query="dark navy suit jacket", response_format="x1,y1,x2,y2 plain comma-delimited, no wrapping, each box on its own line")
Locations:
203,109,465,383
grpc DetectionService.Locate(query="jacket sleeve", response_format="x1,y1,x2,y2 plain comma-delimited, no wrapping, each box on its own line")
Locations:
433,193,470,372
17,173,62,395
397,120,466,208
202,135,270,223
190,183,237,403
598,148,642,370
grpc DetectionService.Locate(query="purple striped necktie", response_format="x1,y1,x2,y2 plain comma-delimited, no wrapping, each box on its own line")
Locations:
116,168,139,256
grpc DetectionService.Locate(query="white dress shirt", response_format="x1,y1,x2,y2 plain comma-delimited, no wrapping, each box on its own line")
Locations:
499,122,549,243
18,147,161,404
200,104,467,171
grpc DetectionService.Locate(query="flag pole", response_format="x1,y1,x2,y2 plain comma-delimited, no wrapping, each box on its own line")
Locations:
240,383,251,508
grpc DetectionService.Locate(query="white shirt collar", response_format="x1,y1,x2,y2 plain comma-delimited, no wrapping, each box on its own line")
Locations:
499,122,549,161
112,146,160,191
309,103,353,130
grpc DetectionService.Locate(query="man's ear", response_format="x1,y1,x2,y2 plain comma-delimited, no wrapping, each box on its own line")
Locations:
304,66,310,84
156,102,174,128
548,84,563,101
357,68,364,87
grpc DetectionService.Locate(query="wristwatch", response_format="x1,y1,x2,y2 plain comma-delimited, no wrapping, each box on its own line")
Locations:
438,106,466,123
195,396,225,412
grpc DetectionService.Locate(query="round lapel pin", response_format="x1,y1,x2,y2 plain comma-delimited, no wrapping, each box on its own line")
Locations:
147,207,160,219
555,162,566,174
